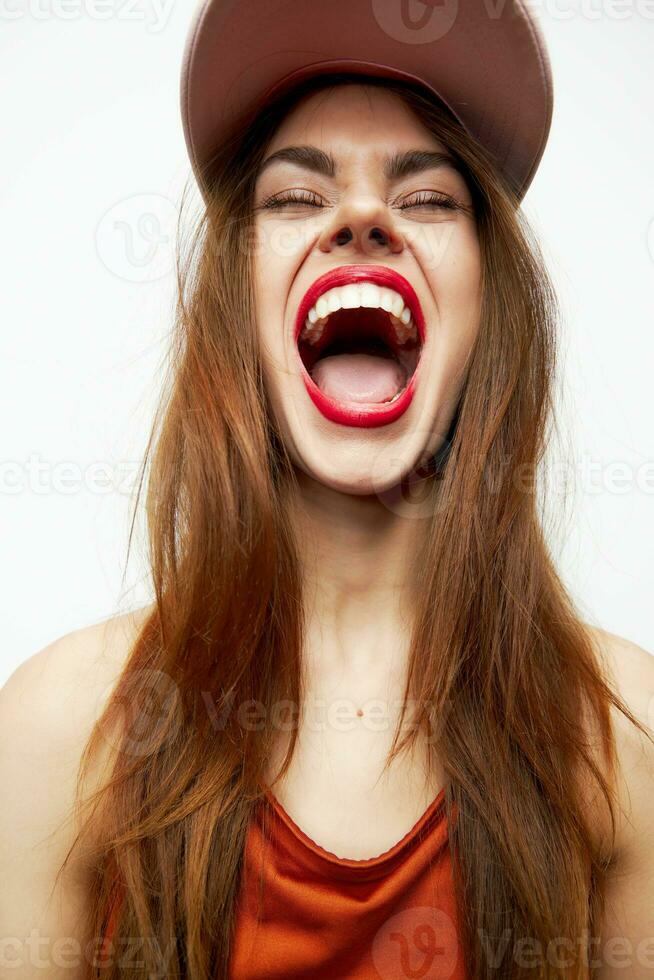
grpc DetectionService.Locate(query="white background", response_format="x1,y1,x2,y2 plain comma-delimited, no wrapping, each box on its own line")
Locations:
1,1,652,686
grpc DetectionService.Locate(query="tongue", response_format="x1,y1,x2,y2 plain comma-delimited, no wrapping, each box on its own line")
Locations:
311,353,406,404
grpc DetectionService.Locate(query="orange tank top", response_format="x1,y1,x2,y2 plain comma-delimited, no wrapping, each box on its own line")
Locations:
102,786,466,979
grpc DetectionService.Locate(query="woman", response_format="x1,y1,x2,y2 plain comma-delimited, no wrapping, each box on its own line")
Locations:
2,1,653,978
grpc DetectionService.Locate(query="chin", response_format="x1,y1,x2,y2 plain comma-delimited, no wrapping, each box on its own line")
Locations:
285,425,436,498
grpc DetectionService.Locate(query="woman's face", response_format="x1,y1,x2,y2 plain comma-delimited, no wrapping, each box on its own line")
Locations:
252,84,481,495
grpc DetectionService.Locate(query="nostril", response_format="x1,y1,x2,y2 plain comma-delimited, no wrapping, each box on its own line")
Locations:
369,226,387,245
334,226,353,246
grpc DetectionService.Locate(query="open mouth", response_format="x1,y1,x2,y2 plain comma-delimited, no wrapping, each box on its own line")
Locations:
294,267,425,428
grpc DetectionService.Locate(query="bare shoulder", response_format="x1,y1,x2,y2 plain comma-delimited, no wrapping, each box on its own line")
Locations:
581,625,654,973
0,600,157,818
0,603,155,978
582,623,654,838
1,602,155,708
584,624,654,726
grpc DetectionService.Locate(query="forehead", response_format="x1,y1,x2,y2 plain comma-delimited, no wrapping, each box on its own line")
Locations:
255,84,467,190
263,83,447,157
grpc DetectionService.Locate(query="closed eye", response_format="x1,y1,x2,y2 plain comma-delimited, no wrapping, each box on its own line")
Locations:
257,190,465,212
257,190,323,210
397,191,460,211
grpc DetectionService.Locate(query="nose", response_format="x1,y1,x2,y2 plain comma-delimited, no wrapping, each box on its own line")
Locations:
317,192,404,257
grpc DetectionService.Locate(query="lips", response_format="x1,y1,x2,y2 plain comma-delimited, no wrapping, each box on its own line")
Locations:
293,266,426,428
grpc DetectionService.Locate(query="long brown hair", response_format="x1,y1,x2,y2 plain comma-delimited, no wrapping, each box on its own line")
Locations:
60,73,651,979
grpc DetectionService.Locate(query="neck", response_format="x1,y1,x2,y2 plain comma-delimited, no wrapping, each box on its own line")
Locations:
289,469,423,680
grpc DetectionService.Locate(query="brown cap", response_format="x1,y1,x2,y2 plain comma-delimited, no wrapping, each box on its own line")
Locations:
180,0,553,203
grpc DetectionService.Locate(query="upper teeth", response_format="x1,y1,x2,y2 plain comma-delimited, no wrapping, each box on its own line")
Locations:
300,282,418,347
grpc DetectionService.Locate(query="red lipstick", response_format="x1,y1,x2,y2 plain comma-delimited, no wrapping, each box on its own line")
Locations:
294,265,425,428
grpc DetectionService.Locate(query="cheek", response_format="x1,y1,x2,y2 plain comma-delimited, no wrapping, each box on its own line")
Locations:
253,218,318,396
422,227,482,427
430,225,482,339
254,228,276,316
253,231,285,372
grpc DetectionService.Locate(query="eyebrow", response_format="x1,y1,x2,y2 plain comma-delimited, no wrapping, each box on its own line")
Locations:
256,145,463,182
